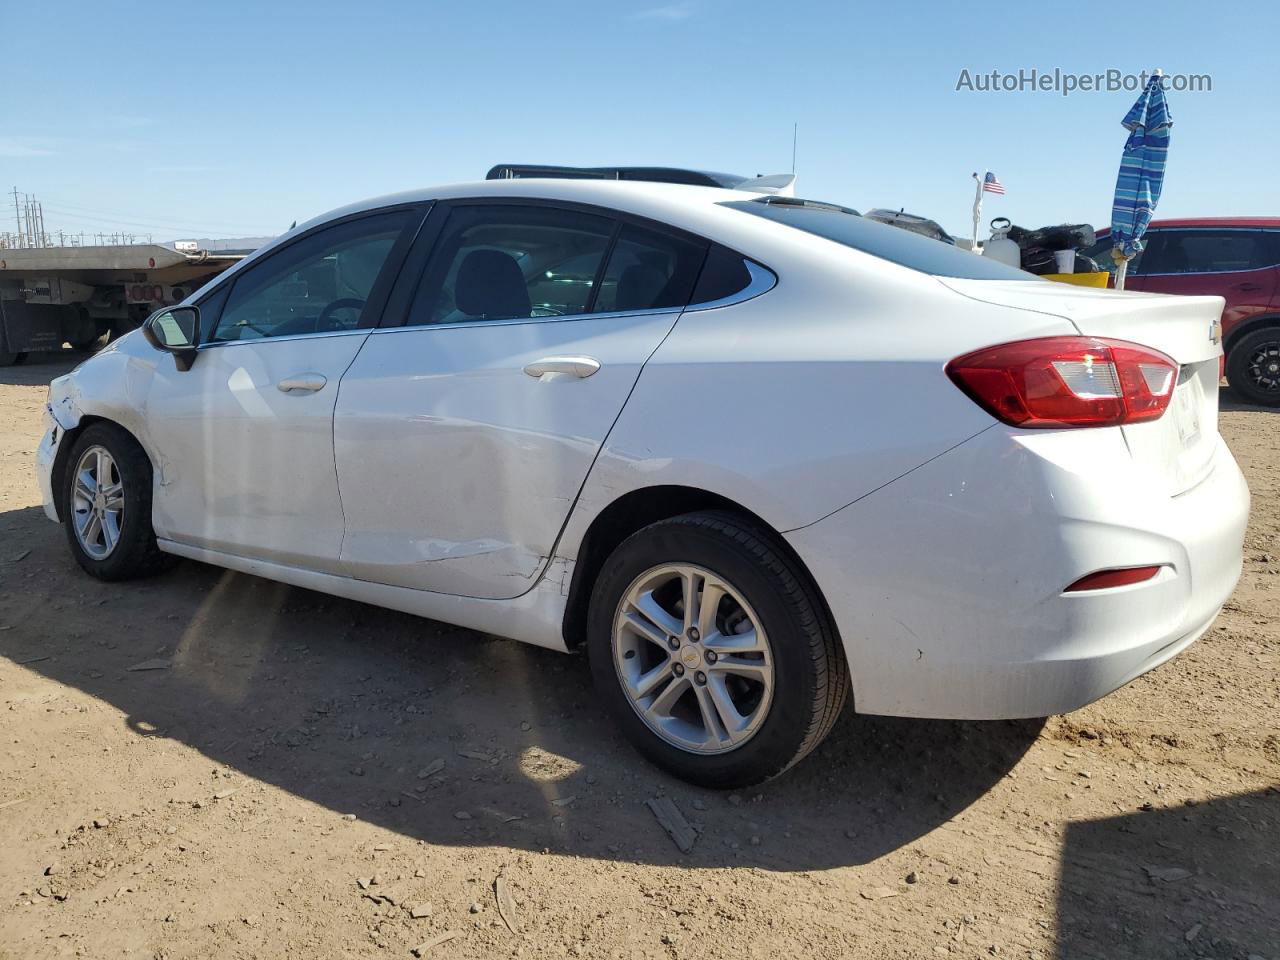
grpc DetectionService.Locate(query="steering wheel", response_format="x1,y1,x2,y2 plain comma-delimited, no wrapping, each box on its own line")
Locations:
317,297,366,330
530,305,565,318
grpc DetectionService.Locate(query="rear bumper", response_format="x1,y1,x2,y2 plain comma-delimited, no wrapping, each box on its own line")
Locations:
786,427,1249,719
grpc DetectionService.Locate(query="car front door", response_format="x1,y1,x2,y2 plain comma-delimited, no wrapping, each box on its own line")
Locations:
333,201,708,599
145,207,421,572
1129,229,1280,334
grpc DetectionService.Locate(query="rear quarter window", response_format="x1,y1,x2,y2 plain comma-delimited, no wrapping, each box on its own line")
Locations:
723,198,1037,281
690,244,755,304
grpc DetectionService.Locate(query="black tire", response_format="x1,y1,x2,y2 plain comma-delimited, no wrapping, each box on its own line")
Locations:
61,422,177,581
1226,327,1280,407
587,511,848,788
0,324,15,366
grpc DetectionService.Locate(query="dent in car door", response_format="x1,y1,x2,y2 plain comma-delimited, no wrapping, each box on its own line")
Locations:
333,203,707,600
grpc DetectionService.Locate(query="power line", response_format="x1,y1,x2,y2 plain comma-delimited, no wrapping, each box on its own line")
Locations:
38,203,276,236
38,191,279,227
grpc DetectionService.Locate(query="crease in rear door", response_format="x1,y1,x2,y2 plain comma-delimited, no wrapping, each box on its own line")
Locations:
332,309,686,599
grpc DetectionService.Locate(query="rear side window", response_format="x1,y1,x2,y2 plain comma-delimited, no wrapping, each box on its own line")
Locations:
593,224,705,314
723,198,1036,281
1142,230,1279,274
407,205,614,325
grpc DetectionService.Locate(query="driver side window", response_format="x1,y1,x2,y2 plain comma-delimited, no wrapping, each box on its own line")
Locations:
210,210,412,342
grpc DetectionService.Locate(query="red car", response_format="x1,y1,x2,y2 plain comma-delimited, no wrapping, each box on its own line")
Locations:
1086,218,1280,405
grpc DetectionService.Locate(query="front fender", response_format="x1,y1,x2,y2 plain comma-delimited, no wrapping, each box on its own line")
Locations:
47,375,83,431
44,330,164,475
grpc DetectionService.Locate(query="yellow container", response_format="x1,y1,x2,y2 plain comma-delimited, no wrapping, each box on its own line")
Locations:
1042,271,1110,288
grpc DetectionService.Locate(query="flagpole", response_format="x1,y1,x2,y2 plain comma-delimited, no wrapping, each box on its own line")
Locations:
971,171,986,254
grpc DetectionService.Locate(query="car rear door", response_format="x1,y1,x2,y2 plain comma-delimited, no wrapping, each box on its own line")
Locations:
332,201,708,599
1129,229,1279,333
145,207,421,573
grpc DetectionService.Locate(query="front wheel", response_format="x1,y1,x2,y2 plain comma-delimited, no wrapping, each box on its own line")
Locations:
587,512,848,788
1226,327,1280,407
61,423,177,581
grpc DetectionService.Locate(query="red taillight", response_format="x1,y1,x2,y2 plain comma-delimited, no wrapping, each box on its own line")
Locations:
1064,565,1163,592
946,336,1178,428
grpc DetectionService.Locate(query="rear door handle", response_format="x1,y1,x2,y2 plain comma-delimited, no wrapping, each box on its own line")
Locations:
277,373,328,394
1236,282,1264,292
522,356,601,379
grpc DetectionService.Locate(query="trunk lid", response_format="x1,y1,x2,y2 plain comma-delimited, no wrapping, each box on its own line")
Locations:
940,278,1225,496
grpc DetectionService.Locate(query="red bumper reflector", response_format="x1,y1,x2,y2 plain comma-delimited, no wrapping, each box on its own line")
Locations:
1064,566,1162,592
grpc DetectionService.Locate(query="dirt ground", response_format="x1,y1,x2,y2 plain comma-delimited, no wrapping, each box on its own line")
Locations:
1,350,1277,960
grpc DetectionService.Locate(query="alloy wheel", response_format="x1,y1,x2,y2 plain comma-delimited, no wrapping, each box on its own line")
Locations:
71,445,125,560
1246,340,1280,393
612,563,774,755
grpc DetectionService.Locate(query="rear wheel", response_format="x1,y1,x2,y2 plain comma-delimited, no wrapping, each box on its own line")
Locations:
61,423,177,581
587,511,848,788
66,307,101,352
1226,327,1280,407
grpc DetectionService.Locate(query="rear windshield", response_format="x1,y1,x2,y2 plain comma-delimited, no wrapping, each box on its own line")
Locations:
722,198,1037,281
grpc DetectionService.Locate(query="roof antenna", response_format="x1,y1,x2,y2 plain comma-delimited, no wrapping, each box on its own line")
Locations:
791,122,798,175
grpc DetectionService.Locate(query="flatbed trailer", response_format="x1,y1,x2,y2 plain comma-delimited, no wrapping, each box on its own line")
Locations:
0,243,243,364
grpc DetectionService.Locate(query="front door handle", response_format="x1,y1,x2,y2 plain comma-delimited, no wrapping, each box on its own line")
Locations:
277,373,328,394
522,356,601,379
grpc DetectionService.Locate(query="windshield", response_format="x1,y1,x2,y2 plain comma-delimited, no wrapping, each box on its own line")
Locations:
723,197,1037,281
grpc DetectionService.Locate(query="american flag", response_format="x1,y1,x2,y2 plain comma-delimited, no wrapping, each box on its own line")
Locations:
981,171,1006,195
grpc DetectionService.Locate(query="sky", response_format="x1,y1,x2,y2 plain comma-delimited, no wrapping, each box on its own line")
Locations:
2,0,1277,244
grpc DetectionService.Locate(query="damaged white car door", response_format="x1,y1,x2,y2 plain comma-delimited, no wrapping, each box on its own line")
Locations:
332,200,702,599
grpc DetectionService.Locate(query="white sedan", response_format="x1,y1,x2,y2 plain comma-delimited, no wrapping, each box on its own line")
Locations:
36,178,1249,786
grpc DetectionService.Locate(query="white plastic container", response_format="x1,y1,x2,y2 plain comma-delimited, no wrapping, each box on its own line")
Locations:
1053,249,1076,274
984,218,1021,268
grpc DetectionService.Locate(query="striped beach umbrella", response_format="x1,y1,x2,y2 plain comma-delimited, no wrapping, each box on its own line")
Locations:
1111,72,1173,289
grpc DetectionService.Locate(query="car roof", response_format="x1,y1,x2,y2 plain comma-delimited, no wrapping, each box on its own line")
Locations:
300,178,759,234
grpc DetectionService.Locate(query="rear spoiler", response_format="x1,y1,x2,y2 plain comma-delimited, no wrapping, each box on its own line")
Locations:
485,164,795,196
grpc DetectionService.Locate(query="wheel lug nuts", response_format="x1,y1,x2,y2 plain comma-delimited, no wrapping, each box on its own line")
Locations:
688,627,700,642
695,671,707,685
667,636,680,650
673,663,685,677
705,650,717,663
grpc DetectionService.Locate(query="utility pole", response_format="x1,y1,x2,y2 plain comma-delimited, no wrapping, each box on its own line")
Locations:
11,187,22,247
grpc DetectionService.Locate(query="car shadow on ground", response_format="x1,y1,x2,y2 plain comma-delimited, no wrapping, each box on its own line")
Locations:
0,501,1041,872
1056,787,1280,959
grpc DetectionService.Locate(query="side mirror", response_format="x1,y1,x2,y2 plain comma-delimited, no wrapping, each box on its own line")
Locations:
143,306,201,371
